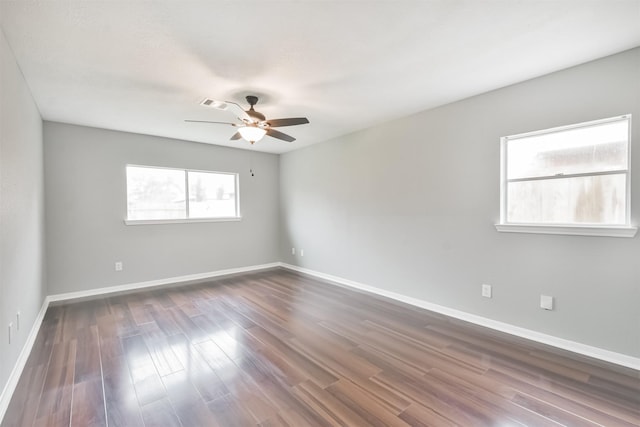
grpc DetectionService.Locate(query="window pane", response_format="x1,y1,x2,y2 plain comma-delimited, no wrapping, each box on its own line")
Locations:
507,120,629,180
507,174,626,225
188,171,237,218
127,166,186,220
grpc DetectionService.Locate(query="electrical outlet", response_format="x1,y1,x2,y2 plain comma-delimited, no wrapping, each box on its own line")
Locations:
8,322,13,344
300,249,304,257
291,247,295,255
481,284,492,298
115,261,123,271
16,311,21,330
540,295,554,310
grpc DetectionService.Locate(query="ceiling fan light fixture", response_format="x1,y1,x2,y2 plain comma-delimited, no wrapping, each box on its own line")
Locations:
188,95,308,144
237,125,267,143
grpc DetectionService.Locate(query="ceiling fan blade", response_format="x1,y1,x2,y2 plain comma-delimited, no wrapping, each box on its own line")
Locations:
200,98,253,123
230,131,242,140
266,117,309,127
225,101,254,123
266,128,296,142
185,120,236,125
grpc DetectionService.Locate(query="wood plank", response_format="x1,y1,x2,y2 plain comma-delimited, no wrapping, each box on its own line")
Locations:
121,334,166,407
165,333,230,402
246,325,339,388
102,357,145,427
74,325,102,383
326,379,412,426
140,324,184,377
140,397,181,427
69,379,107,427
33,340,77,427
161,370,223,426
292,380,372,426
207,393,257,426
398,402,466,427
1,363,48,427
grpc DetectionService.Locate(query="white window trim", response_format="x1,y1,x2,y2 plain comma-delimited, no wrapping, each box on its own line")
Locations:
497,115,636,238
124,217,242,226
495,224,637,238
125,164,241,224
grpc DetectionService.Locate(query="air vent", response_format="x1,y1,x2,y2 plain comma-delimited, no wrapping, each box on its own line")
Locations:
200,98,228,110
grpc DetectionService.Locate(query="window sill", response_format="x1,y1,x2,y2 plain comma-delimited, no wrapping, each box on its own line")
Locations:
124,217,241,225
495,224,637,238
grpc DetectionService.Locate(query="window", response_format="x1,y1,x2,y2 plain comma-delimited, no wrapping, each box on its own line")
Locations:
497,115,636,237
126,165,239,223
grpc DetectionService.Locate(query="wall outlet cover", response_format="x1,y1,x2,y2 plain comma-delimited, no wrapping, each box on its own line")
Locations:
482,284,492,298
541,295,554,310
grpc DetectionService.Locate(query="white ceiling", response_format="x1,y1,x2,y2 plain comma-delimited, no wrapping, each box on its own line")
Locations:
1,1,639,154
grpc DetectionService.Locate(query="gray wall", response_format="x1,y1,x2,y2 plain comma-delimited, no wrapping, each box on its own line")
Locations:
280,48,640,357
45,122,280,294
0,29,45,394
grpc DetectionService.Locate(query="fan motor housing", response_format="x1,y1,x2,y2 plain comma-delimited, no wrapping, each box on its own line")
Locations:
245,95,266,121
248,110,266,121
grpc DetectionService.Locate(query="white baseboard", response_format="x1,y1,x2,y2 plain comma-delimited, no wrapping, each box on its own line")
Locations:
0,262,279,425
0,297,49,424
47,262,280,303
280,263,640,371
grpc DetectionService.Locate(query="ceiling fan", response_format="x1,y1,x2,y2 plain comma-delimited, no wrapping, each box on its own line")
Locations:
186,95,309,144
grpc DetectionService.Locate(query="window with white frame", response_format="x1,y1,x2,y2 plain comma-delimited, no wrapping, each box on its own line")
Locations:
498,115,635,236
126,165,239,222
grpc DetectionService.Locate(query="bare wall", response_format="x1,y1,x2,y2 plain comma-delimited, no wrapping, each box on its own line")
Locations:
0,28,45,397
279,48,640,357
44,123,280,295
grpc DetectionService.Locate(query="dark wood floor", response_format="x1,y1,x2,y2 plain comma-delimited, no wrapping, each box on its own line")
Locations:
2,268,639,426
